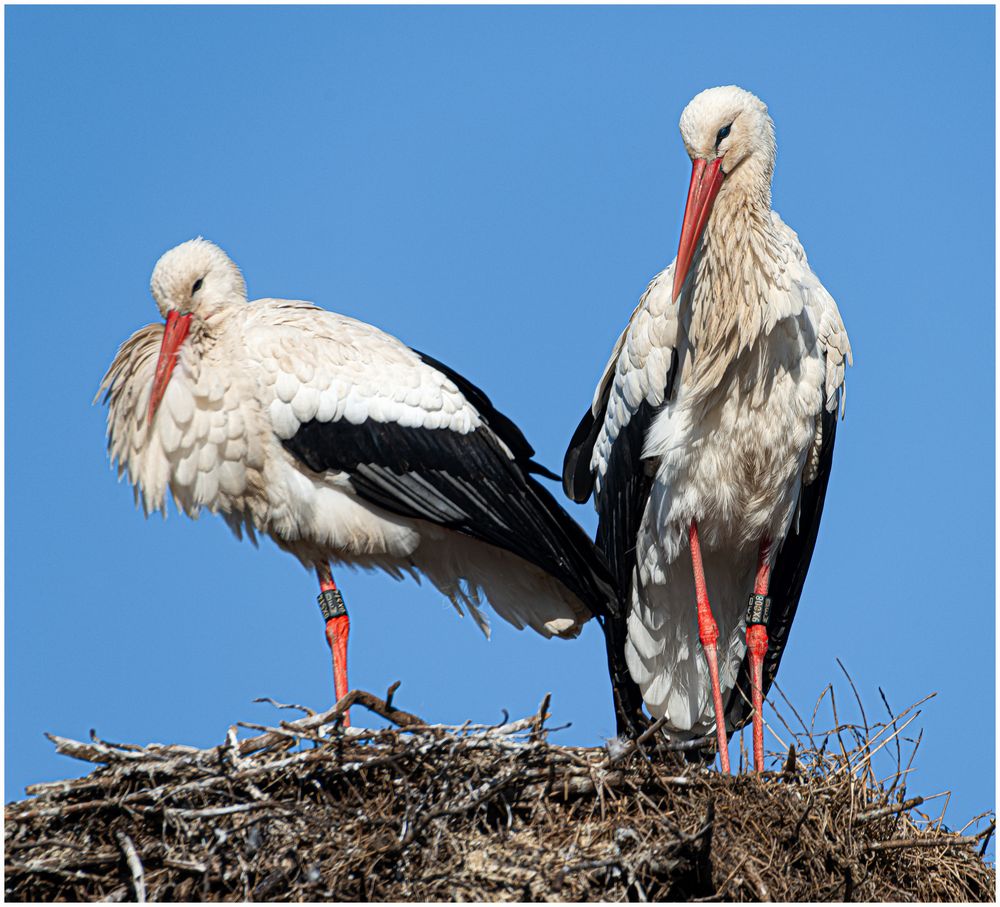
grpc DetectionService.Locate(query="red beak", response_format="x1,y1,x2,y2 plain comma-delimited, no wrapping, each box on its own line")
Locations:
148,311,192,424
672,157,726,303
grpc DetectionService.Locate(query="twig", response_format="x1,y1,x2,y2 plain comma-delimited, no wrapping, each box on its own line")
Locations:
899,727,923,800
164,802,287,819
762,711,789,757
333,689,429,730
854,796,924,826
848,712,922,778
851,693,935,760
114,832,146,903
252,697,316,717
89,730,144,752
693,853,746,901
163,857,208,874
789,792,814,842
934,790,952,832
744,861,771,902
44,734,162,765
977,820,995,858
6,862,104,883
772,680,813,744
828,686,850,769
810,683,833,738
837,659,872,785
957,810,995,836
10,799,127,821
867,836,978,853
532,693,552,743
606,715,667,764
763,689,807,755
877,687,904,793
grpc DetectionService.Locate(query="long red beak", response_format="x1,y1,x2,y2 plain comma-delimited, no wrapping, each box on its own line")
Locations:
672,157,726,303
148,311,192,424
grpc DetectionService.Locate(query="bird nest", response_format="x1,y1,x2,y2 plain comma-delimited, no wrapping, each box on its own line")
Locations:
5,682,995,902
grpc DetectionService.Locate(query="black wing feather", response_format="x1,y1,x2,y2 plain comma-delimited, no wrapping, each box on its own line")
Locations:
563,394,671,736
592,402,658,621
591,401,659,737
562,346,681,738
563,348,679,607
282,367,614,618
725,406,839,730
563,386,611,504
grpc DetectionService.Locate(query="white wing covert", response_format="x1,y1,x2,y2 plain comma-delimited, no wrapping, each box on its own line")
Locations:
771,214,852,417
244,300,483,443
563,264,680,505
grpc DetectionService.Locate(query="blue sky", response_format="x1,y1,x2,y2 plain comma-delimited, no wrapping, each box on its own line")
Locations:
6,6,994,834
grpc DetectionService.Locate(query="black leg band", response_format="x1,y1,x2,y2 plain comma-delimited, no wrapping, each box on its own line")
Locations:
317,589,347,621
745,593,771,627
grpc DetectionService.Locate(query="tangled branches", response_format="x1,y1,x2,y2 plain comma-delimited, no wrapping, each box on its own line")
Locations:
5,681,994,901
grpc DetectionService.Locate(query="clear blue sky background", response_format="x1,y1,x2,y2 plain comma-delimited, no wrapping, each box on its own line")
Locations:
6,6,994,835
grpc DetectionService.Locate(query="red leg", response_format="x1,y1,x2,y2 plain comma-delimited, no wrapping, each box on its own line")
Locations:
317,564,351,727
746,539,773,771
689,519,730,773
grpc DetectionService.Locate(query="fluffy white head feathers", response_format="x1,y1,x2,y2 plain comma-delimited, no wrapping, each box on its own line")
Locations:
678,85,776,183
150,237,247,319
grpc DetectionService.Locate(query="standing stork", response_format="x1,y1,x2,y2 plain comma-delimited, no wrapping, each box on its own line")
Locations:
99,238,617,721
564,86,852,770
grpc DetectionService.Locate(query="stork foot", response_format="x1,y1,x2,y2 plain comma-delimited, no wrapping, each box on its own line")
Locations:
316,565,351,726
689,519,731,773
746,620,768,771
700,635,731,772
746,538,773,772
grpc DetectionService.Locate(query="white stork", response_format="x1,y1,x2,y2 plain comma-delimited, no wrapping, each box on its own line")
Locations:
99,238,617,721
563,86,852,771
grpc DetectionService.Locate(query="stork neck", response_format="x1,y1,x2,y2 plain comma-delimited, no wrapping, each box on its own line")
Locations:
189,301,239,351
682,175,781,402
707,159,774,242
701,187,778,281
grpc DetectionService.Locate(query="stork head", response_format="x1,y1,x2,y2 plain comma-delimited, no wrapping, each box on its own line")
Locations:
672,86,776,302
147,238,247,424
150,237,247,319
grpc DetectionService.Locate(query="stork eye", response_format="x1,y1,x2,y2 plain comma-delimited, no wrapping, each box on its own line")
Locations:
715,124,732,147
192,278,204,293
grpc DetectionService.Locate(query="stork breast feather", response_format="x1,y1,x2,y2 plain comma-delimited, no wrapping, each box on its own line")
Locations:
165,382,194,424
218,460,245,496
226,411,245,440
205,376,227,405
204,414,227,445
175,450,198,487
194,469,219,506
157,410,184,452
223,436,247,462
198,445,218,471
